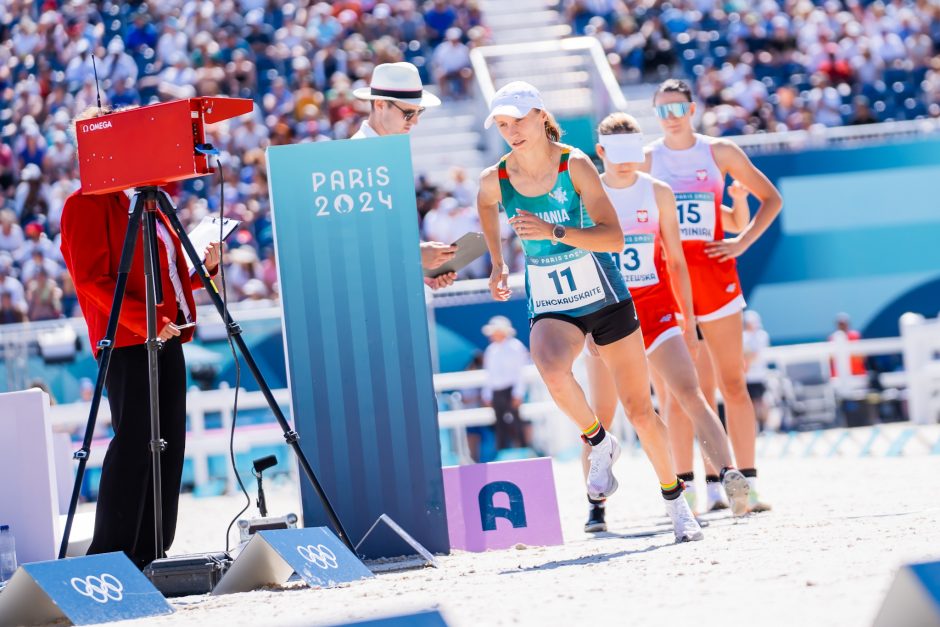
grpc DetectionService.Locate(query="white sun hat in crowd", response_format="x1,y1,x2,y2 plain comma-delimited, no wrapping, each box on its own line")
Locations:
482,315,516,337
353,62,441,107
484,81,545,129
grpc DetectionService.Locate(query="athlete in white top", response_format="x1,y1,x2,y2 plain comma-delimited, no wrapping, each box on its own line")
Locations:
580,113,750,532
642,79,782,512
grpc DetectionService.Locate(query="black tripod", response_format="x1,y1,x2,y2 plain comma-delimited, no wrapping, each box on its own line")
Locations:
58,186,353,563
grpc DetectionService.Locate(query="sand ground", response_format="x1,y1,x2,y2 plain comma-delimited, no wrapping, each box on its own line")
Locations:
83,454,939,627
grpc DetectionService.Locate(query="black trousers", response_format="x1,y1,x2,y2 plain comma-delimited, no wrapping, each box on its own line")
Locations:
86,338,187,569
492,387,526,450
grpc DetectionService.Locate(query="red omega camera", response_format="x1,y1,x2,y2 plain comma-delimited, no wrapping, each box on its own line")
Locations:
75,97,254,195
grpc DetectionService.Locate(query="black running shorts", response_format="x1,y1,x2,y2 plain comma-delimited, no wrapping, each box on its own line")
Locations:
530,299,640,346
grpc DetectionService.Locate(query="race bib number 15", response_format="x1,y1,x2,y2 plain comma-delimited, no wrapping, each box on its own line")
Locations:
675,192,716,241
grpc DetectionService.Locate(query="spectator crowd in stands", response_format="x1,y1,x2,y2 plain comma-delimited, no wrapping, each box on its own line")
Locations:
567,0,940,135
0,0,487,324
4,0,939,328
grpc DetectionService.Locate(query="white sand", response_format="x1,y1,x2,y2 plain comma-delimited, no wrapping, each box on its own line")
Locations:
89,454,939,627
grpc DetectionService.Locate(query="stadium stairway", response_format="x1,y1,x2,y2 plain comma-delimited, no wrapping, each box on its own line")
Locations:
408,0,574,184
409,97,487,185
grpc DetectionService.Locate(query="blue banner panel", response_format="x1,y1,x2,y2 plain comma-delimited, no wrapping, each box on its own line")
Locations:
22,553,172,625
738,137,940,343
258,527,373,589
267,135,449,557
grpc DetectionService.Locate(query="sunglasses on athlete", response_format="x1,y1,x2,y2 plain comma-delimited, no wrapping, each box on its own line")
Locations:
390,100,426,121
654,102,692,119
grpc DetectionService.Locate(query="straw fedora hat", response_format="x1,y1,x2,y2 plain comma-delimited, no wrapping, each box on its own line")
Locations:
353,62,441,107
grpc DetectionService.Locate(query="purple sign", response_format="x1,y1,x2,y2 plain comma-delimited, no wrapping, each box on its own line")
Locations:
442,458,564,552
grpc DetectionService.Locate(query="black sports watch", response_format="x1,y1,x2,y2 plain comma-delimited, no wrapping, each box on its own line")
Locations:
552,224,567,244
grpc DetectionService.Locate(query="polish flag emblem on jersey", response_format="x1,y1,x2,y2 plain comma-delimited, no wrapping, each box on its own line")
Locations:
696,169,708,181
637,209,649,223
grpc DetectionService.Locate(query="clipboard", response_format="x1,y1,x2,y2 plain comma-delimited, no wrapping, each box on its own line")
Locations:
423,232,488,278
185,215,241,276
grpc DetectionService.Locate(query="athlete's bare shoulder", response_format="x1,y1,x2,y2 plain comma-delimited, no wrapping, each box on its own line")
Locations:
564,147,596,174
480,161,501,182
649,176,674,195
478,162,502,204
703,135,742,156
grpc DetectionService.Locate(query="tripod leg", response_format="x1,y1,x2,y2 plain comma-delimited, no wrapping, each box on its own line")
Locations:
59,195,145,560
156,192,354,550
141,201,166,562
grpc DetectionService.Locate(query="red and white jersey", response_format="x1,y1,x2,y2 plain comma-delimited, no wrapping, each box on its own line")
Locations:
648,134,745,320
648,134,725,251
602,172,670,297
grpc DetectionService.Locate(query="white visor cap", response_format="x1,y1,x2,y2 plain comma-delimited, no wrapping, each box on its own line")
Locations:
484,81,545,129
598,132,645,164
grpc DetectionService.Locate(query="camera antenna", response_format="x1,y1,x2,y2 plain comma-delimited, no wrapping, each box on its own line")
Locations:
91,45,102,110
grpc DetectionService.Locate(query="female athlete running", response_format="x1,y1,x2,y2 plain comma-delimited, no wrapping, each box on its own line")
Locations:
580,112,749,532
476,82,702,542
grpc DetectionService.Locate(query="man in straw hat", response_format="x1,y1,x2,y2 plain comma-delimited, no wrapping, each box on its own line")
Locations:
482,315,531,451
352,62,456,288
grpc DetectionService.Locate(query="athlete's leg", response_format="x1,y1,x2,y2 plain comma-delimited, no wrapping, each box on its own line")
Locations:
530,318,619,499
650,336,750,515
581,348,618,482
596,329,703,541
529,318,594,430
594,329,675,485
648,336,734,470
582,348,619,531
699,311,756,469
664,330,716,476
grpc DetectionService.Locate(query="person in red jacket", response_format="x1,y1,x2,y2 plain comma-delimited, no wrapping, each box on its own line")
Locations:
59,108,221,568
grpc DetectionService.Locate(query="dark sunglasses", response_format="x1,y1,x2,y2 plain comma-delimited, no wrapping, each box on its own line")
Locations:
389,100,426,121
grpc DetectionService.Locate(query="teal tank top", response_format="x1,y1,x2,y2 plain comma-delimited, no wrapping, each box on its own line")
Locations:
498,146,631,318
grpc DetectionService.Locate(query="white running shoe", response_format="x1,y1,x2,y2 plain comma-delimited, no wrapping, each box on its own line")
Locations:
747,477,772,513
721,469,750,517
705,480,729,512
683,480,698,514
586,434,620,500
664,496,704,543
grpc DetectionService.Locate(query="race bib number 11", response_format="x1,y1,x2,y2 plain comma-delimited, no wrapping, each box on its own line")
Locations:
528,250,606,314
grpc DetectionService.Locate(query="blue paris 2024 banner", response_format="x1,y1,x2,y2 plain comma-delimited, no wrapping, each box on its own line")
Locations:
266,134,449,557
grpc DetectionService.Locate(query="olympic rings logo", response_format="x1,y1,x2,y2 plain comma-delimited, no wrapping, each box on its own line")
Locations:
296,544,339,569
70,573,124,604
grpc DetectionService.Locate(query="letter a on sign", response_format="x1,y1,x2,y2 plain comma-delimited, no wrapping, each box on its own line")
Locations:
443,458,563,552
478,481,527,531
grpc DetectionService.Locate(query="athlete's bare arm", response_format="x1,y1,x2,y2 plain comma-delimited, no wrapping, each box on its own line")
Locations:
508,151,623,253
706,140,782,261
721,180,752,233
563,152,625,253
654,179,699,354
477,164,511,301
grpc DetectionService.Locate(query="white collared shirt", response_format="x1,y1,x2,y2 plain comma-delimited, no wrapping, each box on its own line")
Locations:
351,119,380,139
155,222,193,323
482,337,530,402
120,190,192,323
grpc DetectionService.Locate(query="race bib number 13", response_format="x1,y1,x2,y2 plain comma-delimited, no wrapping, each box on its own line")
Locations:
615,234,658,288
